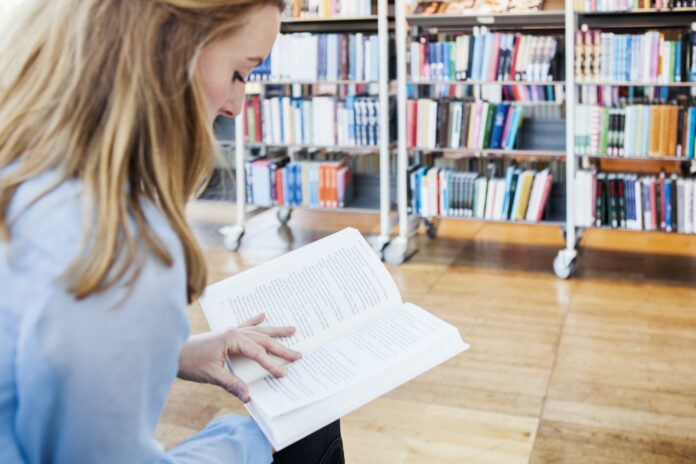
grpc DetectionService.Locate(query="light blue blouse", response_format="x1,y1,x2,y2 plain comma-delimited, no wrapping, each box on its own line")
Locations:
0,171,273,464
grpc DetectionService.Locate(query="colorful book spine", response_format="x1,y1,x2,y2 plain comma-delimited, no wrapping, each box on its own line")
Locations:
407,99,528,151
575,103,693,158
251,33,379,82
575,170,696,234
410,31,563,83
408,166,554,222
245,96,380,147
576,29,690,83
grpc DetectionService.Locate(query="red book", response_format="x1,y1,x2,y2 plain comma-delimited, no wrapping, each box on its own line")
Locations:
649,178,657,231
406,100,417,148
659,172,666,231
243,99,250,142
509,34,522,81
252,96,263,142
536,174,554,221
276,168,284,206
490,33,501,81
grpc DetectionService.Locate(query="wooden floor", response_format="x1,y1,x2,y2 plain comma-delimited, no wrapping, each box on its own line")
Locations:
156,201,696,463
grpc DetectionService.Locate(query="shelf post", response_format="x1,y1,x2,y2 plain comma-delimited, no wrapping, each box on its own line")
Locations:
396,0,409,241
554,0,580,278
235,108,246,228
378,0,391,245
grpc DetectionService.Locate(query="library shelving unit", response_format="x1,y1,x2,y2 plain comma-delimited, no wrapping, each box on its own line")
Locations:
553,5,696,278
220,1,394,252
385,0,569,265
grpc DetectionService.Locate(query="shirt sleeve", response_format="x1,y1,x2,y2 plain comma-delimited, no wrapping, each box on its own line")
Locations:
12,213,271,464
158,415,273,464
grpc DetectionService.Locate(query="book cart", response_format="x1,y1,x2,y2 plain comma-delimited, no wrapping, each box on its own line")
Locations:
220,1,395,253
385,0,571,266
556,5,696,278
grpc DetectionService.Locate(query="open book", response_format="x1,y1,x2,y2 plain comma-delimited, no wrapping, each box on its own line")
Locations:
199,228,469,450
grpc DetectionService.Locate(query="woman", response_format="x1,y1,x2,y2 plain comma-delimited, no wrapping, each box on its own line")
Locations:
0,0,343,463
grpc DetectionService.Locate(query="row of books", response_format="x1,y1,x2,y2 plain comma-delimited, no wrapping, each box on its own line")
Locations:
251,33,380,82
574,0,693,12
243,96,380,147
245,158,354,209
574,103,696,158
407,99,526,150
416,82,565,104
575,29,694,84
410,30,562,83
412,0,545,14
575,170,696,234
284,0,372,18
409,165,553,221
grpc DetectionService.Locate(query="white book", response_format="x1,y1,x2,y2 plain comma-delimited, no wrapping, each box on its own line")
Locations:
428,168,439,216
428,100,438,149
677,179,686,233
475,177,488,218
493,179,506,220
450,102,463,149
634,176,643,231
686,178,694,234
200,230,468,451
484,178,497,220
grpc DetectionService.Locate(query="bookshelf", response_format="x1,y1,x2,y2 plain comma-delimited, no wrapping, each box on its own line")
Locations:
552,4,696,277
220,1,393,252
385,0,568,265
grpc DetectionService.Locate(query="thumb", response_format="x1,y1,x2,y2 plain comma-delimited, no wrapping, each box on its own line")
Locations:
217,370,250,403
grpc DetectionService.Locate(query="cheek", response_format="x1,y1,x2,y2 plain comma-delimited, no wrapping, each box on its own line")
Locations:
200,75,229,115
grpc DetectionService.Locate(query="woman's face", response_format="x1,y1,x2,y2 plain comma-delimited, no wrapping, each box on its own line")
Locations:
197,5,280,121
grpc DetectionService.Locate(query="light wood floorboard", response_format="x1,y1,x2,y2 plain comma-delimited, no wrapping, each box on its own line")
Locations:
155,201,696,463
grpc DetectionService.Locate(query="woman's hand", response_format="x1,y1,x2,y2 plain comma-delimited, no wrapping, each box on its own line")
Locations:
177,313,302,403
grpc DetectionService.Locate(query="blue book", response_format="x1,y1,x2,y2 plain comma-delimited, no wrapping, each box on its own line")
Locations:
501,165,516,220
503,106,525,150
471,30,482,81
626,177,634,226
348,35,356,81
689,108,696,159
295,163,302,207
665,178,673,232
489,104,509,149
675,41,682,82
282,165,291,207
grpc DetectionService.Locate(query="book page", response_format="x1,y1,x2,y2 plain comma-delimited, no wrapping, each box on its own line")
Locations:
248,302,469,450
199,228,402,384
247,303,466,418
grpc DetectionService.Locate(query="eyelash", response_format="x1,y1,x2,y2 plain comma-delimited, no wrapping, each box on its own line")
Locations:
232,72,246,84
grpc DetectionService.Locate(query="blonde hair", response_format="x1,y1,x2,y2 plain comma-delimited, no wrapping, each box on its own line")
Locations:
0,0,284,303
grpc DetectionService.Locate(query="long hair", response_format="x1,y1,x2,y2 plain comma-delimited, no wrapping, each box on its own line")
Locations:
0,0,285,303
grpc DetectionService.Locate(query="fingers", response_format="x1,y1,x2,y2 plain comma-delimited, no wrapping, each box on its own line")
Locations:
238,313,266,328
246,331,302,363
220,372,251,403
247,325,297,338
234,335,288,378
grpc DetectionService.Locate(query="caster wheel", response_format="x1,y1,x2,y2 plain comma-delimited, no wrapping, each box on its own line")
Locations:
277,207,292,226
220,225,245,252
223,235,241,252
553,253,576,280
425,221,438,239
383,238,408,266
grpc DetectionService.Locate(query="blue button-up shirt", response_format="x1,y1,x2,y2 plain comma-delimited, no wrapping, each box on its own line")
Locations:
0,171,272,463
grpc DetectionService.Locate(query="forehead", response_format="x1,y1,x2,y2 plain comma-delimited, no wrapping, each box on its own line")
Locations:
219,6,280,60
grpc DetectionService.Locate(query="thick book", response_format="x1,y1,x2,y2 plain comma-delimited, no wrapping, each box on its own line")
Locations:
200,228,468,451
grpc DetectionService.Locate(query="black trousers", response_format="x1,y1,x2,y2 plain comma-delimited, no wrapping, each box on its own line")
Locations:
272,420,344,464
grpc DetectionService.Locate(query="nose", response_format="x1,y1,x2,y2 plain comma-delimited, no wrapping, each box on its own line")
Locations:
220,81,246,118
